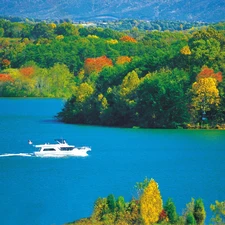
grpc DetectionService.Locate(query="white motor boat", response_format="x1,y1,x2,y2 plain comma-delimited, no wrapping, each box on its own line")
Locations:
33,139,91,157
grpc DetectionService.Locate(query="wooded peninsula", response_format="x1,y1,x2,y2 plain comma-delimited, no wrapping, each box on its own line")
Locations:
0,19,225,128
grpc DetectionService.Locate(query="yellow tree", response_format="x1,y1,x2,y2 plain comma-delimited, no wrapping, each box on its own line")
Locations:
210,200,225,225
98,93,108,115
191,77,220,113
75,82,94,102
180,46,192,55
92,197,109,221
140,179,163,225
120,70,140,96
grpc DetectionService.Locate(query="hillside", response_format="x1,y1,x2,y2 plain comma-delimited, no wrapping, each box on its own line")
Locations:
1,20,225,128
0,0,225,22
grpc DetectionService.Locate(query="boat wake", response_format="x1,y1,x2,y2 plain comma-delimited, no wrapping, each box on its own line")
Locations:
0,153,33,157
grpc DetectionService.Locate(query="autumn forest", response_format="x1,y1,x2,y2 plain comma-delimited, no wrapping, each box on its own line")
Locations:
1,19,225,128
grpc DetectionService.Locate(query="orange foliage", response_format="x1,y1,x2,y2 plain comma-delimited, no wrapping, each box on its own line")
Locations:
84,56,113,74
1,59,11,68
19,67,35,77
0,74,14,82
116,56,132,65
197,67,222,82
120,35,137,43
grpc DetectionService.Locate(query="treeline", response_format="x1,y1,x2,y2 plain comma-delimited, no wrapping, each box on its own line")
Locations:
67,178,225,225
0,15,72,24
1,20,225,128
97,19,208,32
0,16,209,32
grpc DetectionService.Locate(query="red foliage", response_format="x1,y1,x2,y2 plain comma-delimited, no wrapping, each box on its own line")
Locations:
0,74,14,82
197,67,222,82
120,35,137,43
159,209,167,222
84,55,113,74
19,67,35,77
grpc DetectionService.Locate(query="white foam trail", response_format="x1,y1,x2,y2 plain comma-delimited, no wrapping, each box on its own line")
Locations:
0,153,33,157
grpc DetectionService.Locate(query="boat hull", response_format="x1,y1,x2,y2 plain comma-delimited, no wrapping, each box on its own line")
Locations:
34,148,90,157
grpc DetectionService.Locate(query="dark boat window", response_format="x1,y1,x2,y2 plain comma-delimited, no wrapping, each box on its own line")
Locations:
43,148,56,151
60,147,74,151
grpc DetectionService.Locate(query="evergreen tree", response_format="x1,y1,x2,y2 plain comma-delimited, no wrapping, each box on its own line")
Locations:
107,194,116,213
186,212,197,225
164,198,178,224
116,196,126,212
193,199,206,225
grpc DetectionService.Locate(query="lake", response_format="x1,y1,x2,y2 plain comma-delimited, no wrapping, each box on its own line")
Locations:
0,98,224,225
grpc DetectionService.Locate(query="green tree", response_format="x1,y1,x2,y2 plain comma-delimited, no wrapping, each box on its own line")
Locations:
107,194,116,213
192,38,220,60
136,69,190,128
186,212,197,225
134,177,151,199
31,22,55,40
189,28,222,68
56,81,95,124
55,22,79,36
183,198,195,224
193,199,206,225
164,198,178,224
0,27,4,37
47,63,75,98
116,196,126,212
33,67,49,96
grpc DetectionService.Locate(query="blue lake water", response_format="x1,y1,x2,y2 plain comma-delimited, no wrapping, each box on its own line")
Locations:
0,98,225,225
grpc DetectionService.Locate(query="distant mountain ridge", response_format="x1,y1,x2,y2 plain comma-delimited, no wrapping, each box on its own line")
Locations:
0,0,225,22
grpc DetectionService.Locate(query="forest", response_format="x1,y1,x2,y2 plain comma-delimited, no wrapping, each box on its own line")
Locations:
67,178,225,225
0,19,225,128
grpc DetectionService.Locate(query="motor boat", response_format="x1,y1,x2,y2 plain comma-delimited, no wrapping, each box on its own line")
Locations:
33,139,91,157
